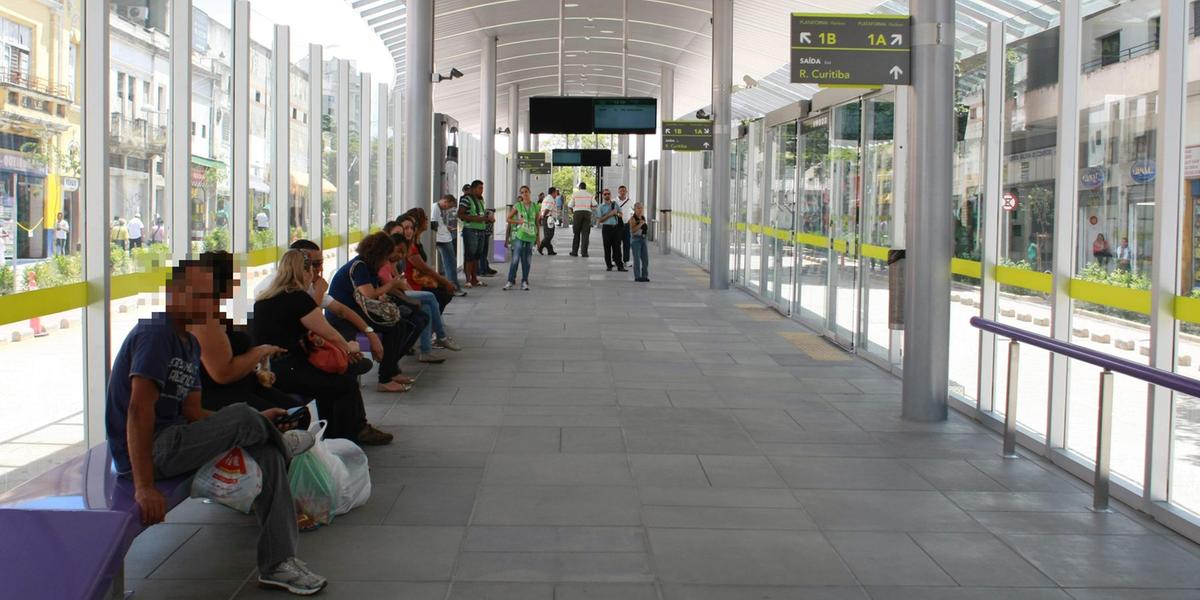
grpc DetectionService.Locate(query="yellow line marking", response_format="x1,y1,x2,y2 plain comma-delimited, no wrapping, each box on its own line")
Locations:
777,331,853,362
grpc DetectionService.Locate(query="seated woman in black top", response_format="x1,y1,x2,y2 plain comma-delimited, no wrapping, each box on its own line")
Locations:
253,249,392,445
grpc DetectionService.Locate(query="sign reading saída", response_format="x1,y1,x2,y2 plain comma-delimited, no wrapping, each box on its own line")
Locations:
790,13,912,87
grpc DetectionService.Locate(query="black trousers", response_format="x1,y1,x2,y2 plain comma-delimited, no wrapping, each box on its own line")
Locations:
572,211,592,255
602,224,624,268
539,223,555,253
431,286,453,313
271,354,366,441
333,308,427,384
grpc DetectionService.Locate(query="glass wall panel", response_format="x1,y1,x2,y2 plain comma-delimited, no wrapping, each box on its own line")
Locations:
993,12,1060,438
321,57,337,244
248,10,273,251
370,84,380,227
733,134,747,285
0,0,85,492
289,44,310,242
861,94,896,359
746,121,764,290
830,102,861,346
346,64,360,238
767,121,796,309
950,35,987,401
1065,0,1160,487
191,0,232,254
797,114,830,326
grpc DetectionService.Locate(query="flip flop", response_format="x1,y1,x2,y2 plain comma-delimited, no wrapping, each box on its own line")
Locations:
376,381,409,393
391,375,417,385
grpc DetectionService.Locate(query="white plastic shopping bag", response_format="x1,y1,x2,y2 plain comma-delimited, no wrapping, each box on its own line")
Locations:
288,420,344,528
191,447,263,514
325,438,372,515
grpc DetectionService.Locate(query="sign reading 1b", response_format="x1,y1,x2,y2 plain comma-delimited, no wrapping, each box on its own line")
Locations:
790,13,911,87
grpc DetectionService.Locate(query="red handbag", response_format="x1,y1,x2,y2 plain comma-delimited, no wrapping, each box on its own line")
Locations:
307,340,349,374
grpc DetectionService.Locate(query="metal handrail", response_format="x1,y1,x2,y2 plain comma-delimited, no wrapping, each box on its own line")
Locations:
970,316,1200,512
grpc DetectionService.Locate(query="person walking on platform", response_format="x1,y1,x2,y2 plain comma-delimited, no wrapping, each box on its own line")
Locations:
596,189,626,272
617,186,634,265
629,202,650,282
504,185,540,291
569,182,594,257
538,187,560,255
458,180,494,288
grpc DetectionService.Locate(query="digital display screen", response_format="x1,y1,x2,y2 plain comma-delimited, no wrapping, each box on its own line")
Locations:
592,98,657,134
551,149,612,167
529,97,594,134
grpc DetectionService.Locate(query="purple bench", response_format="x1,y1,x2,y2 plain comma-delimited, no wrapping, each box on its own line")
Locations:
0,445,193,600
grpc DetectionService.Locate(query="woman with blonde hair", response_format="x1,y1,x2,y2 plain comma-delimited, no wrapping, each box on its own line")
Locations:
253,249,392,445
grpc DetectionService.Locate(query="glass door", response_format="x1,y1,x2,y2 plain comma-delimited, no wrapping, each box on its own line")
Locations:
766,121,798,310
797,114,831,329
733,135,748,284
828,102,862,349
746,121,765,292
859,93,897,359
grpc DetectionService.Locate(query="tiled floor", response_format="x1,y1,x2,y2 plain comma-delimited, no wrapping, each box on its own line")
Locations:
127,241,1200,599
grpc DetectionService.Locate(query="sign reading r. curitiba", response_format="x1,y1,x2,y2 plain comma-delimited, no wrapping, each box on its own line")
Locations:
790,13,912,87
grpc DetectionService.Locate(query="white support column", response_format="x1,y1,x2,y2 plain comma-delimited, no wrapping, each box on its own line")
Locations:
636,133,645,209
978,20,1005,413
710,0,732,289
481,35,498,209
621,0,630,189
901,0,955,421
508,84,520,201
558,0,565,95
82,0,111,447
1146,0,1188,504
359,71,372,234
232,0,251,256
272,26,290,253
404,0,433,214
521,110,531,187
377,82,388,224
337,59,350,264
659,65,673,255
169,0,191,258
1048,0,1082,450
393,88,405,215
308,44,322,244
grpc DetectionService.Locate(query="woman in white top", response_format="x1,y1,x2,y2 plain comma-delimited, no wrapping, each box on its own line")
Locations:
55,213,69,255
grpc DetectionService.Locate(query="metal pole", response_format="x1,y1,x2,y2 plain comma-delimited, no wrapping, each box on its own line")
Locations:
307,44,322,243
481,35,497,209
1002,340,1020,459
636,133,645,207
659,65,673,255
272,26,290,254
404,0,433,216
901,0,954,422
509,84,520,202
336,59,349,264
710,0,732,290
521,110,531,187
82,0,111,447
169,0,190,258
1093,369,1114,512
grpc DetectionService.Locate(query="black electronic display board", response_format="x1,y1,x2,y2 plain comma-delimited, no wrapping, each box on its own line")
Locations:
551,149,612,167
530,96,658,134
530,97,594,133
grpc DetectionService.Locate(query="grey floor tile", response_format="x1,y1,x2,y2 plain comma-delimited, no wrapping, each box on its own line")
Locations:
296,525,462,580
759,443,895,458
1003,534,1200,588
969,511,1152,535
794,490,984,532
826,531,955,586
662,585,869,599
699,455,788,488
769,457,934,490
127,579,244,600
369,466,485,485
330,482,403,526
483,454,632,486
473,485,642,526
381,426,498,454
463,526,645,552
237,581,447,600
447,582,555,600
648,528,855,585
865,588,1072,600
902,459,1007,492
641,505,816,530
555,583,660,600
911,532,1054,587
562,427,626,453
383,483,478,525
641,486,801,508
1063,590,1200,600
493,426,561,453
616,388,672,407
380,405,505,426
455,551,653,582
629,454,711,487
125,524,201,579
967,459,1085,493
150,525,258,580
945,491,1095,513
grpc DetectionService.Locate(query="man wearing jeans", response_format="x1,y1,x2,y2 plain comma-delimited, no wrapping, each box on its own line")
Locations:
434,195,466,296
458,180,493,287
107,254,326,595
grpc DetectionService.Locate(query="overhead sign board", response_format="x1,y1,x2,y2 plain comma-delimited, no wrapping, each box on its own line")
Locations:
790,13,911,86
662,120,714,152
518,151,550,174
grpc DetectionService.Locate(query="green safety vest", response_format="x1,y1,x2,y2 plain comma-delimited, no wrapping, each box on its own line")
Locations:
514,201,538,243
463,195,488,231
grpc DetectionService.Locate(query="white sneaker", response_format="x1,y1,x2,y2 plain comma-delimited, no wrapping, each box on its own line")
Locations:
280,430,315,461
502,282,514,291
258,557,327,595
433,337,462,351
417,352,447,364
521,282,530,291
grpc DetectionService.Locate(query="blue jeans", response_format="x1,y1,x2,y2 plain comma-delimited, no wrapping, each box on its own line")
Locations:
406,290,445,352
631,236,649,280
436,241,460,288
507,238,533,284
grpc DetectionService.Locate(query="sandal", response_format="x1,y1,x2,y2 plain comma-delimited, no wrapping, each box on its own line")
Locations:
391,374,417,385
376,381,409,393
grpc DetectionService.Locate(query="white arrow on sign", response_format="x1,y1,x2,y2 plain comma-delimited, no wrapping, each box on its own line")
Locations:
702,142,711,149
798,32,811,44
890,34,902,45
889,65,903,80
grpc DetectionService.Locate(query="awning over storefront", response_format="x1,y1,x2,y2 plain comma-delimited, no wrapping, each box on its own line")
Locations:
191,155,225,170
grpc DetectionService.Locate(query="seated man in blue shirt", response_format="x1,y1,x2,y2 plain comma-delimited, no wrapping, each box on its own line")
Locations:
106,253,327,595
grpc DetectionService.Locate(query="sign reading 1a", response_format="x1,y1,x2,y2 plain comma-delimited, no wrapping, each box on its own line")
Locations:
790,13,912,87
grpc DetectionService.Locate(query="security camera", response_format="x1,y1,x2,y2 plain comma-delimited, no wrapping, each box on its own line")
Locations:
695,109,710,120
450,68,464,79
743,75,757,88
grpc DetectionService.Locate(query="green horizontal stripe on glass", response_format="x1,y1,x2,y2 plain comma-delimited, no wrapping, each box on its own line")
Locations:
1175,295,1200,324
795,232,829,247
861,244,889,261
1068,279,1151,315
994,265,1052,294
951,258,982,279
0,281,87,326
248,246,280,267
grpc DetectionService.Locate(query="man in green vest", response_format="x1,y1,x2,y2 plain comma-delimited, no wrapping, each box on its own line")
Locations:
457,179,494,288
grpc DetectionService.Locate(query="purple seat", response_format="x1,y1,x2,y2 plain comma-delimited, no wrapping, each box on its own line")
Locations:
0,445,193,600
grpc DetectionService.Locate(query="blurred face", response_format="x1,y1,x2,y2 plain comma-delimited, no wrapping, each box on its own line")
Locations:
618,187,627,199
472,183,484,197
169,266,219,321
303,249,324,278
520,186,530,201
401,220,415,239
603,191,611,202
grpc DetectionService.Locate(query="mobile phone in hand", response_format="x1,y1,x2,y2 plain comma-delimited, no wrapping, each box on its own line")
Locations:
275,406,307,426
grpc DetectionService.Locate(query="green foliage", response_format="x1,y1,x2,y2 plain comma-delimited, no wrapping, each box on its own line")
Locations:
0,265,13,295
110,245,131,275
131,244,171,272
999,258,1035,271
1078,261,1150,290
204,227,230,252
250,228,275,251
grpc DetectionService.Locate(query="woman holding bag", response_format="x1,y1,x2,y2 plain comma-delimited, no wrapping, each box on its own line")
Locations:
253,250,391,445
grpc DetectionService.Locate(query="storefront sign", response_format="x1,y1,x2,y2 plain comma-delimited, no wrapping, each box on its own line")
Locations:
1080,167,1105,190
790,13,911,86
62,177,79,192
1002,191,1019,211
1130,159,1156,184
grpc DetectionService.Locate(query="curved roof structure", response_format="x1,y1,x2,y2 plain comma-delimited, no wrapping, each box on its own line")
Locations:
348,0,1066,132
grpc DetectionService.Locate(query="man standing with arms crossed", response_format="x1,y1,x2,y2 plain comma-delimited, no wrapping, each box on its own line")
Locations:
616,185,634,266
569,182,594,257
458,180,494,288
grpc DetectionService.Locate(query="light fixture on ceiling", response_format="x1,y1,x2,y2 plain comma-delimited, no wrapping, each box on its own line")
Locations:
566,53,577,57
593,68,603,72
600,30,614,34
564,2,578,6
